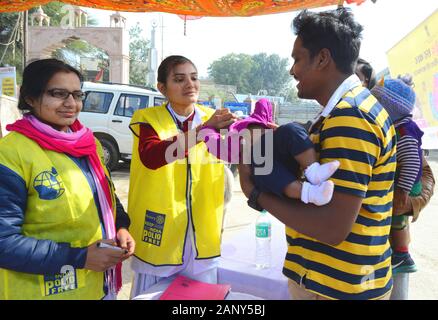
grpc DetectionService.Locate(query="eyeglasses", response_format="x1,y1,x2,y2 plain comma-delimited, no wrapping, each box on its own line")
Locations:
46,89,86,101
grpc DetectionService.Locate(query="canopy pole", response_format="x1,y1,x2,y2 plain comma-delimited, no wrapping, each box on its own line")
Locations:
23,10,28,67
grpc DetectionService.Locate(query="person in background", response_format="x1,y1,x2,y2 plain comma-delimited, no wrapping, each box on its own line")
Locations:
355,57,376,90
371,75,424,274
239,8,396,300
0,58,135,300
128,55,236,298
359,56,435,298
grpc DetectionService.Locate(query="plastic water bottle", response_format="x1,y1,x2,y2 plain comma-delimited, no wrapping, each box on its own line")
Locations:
255,210,271,269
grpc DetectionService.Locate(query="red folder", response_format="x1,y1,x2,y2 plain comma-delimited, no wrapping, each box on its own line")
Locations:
159,275,231,300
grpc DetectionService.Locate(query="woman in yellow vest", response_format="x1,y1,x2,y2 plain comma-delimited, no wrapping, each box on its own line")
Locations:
0,59,135,300
128,55,236,297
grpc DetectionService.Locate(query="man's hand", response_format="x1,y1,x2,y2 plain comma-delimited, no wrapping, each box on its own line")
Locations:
238,163,254,198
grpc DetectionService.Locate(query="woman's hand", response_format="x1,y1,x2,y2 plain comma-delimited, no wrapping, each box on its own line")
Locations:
117,228,136,259
266,122,279,130
204,109,237,130
238,163,254,199
84,239,125,272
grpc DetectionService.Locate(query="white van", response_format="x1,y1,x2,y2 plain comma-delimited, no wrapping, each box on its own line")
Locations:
79,81,166,170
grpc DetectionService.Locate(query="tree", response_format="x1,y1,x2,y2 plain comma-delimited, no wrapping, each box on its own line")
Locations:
249,53,290,96
280,79,300,103
208,53,253,93
208,53,290,96
0,12,23,82
129,23,149,86
0,2,101,83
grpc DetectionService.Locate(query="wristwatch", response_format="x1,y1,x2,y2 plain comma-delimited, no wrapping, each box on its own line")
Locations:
247,187,264,212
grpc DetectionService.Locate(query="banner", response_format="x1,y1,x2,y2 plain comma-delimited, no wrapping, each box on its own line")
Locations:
387,10,438,149
0,66,17,98
0,0,367,16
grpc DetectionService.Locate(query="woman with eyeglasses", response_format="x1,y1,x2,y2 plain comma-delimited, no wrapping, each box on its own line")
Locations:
0,58,135,300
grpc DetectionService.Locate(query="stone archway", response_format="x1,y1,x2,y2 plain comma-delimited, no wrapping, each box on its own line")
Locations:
26,8,129,84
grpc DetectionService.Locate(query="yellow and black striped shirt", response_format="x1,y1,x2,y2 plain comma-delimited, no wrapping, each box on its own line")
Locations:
283,86,397,300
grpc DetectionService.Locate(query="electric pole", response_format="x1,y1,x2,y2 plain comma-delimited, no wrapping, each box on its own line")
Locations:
160,14,164,62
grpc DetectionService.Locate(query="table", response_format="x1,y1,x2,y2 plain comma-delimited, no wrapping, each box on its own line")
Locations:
217,213,290,300
132,213,290,300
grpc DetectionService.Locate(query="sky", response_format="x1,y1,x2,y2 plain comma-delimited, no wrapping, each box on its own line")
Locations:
84,0,438,78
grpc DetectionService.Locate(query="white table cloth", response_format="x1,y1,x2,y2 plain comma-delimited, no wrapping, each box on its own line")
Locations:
217,213,290,300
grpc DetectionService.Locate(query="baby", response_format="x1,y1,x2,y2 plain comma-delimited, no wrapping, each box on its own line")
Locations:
202,99,339,206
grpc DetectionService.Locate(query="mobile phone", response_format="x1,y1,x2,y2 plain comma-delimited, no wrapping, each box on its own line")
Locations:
97,242,126,253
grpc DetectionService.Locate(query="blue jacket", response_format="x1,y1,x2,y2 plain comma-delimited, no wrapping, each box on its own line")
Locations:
0,155,129,275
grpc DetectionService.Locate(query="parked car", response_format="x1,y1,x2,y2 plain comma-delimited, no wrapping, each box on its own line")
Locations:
79,81,166,171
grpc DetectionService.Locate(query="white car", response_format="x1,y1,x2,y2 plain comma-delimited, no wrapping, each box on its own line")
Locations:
79,81,166,170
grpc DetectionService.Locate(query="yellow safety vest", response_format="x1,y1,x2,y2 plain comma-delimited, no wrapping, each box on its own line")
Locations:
128,104,224,265
0,133,116,300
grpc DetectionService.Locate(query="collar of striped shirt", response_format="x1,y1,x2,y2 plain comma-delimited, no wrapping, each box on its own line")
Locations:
395,115,413,127
321,74,362,117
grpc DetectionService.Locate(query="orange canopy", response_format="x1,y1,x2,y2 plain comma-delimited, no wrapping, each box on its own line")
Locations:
0,0,367,16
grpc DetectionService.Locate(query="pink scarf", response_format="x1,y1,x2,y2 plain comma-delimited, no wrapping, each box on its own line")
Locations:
6,114,122,294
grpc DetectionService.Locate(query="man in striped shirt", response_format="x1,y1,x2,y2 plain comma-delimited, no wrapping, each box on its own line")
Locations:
239,7,397,300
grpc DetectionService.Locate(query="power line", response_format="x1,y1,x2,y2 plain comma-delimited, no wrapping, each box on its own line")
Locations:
0,37,18,46
0,13,21,65
0,15,21,46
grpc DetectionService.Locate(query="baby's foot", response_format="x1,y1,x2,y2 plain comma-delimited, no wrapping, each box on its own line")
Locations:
304,160,340,185
301,181,334,206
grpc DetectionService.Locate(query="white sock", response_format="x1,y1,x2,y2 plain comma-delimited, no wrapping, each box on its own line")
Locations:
301,181,310,204
304,160,340,185
301,181,334,206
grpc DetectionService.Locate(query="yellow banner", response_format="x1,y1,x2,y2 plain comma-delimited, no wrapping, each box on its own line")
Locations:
0,67,17,98
387,10,438,149
1,77,15,97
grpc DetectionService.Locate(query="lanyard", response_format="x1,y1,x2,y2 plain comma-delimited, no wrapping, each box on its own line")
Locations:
166,103,185,132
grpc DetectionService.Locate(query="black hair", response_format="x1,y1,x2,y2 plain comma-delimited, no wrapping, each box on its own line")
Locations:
18,58,83,112
157,55,197,84
292,7,363,74
356,58,376,89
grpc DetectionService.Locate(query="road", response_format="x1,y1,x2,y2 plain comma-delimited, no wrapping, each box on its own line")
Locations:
112,151,438,300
